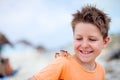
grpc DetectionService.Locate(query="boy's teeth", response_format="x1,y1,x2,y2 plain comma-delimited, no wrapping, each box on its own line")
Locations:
84,52,88,54
82,51,91,54
80,50,93,54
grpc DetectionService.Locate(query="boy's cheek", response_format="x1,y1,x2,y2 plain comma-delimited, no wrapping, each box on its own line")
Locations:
74,42,79,50
74,45,80,54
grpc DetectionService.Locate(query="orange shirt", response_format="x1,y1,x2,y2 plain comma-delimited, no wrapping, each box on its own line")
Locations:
34,54,105,80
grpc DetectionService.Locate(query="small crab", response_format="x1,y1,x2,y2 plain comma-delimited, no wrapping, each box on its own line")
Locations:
55,50,69,58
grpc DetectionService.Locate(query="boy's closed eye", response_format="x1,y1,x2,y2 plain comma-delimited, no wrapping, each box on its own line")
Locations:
76,38,82,41
89,38,97,41
75,37,97,41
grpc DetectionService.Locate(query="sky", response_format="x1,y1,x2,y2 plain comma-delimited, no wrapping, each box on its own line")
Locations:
0,0,120,50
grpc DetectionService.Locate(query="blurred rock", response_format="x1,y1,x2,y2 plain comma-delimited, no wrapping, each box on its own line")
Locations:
107,49,120,61
104,34,120,80
0,32,13,56
16,39,33,47
35,45,46,53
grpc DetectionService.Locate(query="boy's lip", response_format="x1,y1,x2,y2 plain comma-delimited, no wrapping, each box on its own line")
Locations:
79,50,94,55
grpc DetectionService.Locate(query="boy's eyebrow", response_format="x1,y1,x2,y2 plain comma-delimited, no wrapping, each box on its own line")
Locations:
89,36,96,37
88,35,99,38
75,34,81,36
75,34,82,37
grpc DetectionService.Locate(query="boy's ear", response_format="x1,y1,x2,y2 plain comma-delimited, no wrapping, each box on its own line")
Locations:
103,36,110,48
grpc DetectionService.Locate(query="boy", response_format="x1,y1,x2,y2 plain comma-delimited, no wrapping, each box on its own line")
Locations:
28,5,111,80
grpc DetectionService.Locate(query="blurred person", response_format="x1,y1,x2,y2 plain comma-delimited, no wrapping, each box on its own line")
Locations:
0,32,13,77
28,4,111,80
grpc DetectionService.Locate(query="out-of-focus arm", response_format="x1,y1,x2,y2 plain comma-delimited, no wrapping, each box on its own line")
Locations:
28,76,37,80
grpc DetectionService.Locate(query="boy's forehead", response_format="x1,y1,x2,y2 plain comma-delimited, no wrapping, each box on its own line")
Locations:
74,23,103,36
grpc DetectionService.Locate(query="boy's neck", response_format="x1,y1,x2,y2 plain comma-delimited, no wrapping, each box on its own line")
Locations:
73,54,96,71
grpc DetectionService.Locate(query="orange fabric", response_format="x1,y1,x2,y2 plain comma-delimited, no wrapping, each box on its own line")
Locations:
34,54,105,80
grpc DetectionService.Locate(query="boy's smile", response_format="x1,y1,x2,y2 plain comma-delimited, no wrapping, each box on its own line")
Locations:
79,49,93,55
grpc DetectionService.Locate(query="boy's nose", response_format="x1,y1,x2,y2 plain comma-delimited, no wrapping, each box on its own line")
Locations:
81,40,89,48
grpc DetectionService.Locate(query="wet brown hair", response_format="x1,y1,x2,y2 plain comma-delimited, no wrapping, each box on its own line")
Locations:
71,5,111,39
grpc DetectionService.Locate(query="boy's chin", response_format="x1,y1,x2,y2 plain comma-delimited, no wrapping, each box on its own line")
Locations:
78,56,94,63
79,58,91,63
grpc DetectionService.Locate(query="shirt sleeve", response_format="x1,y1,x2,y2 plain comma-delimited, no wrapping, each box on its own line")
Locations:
34,57,65,80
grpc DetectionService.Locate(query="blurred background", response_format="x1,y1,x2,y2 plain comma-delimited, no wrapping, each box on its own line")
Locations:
0,0,120,80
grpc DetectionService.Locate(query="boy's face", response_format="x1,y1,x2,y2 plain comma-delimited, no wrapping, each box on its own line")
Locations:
73,22,110,63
